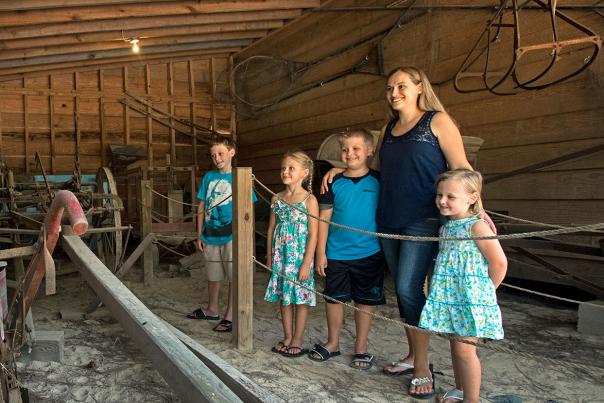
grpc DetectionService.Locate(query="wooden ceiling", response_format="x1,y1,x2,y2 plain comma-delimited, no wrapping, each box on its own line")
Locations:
0,0,322,79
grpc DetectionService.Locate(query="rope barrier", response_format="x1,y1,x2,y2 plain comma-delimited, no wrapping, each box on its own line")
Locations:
500,282,604,309
146,185,198,208
487,210,604,234
253,176,604,241
252,257,603,374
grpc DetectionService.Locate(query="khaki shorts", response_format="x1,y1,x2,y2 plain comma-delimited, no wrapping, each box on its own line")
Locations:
204,241,232,282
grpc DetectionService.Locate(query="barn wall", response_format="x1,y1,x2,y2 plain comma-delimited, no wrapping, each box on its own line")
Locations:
236,2,604,225
0,55,235,175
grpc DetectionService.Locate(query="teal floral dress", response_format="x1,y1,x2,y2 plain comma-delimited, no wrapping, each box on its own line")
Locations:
419,216,503,339
264,197,316,306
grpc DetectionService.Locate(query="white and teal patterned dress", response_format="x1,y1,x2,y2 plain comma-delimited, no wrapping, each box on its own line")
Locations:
419,216,503,339
264,197,316,306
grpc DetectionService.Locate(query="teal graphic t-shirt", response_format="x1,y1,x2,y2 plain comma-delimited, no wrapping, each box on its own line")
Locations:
197,170,256,245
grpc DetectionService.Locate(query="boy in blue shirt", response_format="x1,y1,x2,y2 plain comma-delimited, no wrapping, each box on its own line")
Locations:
309,129,385,369
187,137,252,332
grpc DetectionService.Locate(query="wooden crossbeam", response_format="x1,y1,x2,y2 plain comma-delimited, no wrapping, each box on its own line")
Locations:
0,1,319,27
0,10,300,41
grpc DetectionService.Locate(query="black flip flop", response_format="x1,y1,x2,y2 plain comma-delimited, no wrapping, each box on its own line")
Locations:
308,344,341,362
282,346,308,358
271,342,289,354
212,319,232,333
350,353,374,370
186,308,220,320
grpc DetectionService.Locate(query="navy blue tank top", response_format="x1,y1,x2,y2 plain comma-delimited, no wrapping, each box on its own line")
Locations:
377,111,447,228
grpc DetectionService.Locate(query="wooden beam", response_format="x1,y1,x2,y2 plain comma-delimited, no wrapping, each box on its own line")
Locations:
168,62,176,163
0,0,189,11
163,320,283,403
236,0,338,60
232,167,254,351
140,180,154,286
0,48,241,80
188,60,198,167
99,70,106,167
0,21,283,50
0,111,3,160
49,75,56,173
145,65,153,168
0,246,37,260
0,30,267,61
210,57,218,133
74,72,81,170
123,66,130,144
0,40,252,71
60,234,241,403
23,85,29,173
0,10,301,41
0,1,319,27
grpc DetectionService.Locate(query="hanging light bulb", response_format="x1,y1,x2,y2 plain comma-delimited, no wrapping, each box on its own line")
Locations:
129,38,140,53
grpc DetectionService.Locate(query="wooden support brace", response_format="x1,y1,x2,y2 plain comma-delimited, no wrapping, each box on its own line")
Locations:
232,168,253,351
140,180,154,286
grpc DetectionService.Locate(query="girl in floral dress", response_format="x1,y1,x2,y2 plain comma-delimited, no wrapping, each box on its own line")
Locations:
264,151,319,358
419,169,507,403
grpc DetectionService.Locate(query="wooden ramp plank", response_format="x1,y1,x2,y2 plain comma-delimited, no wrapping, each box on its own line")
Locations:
61,234,241,403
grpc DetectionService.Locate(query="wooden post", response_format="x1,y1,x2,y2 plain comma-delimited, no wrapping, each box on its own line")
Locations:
188,60,197,167
23,85,30,173
140,179,154,286
168,62,176,163
145,64,153,168
74,72,81,171
123,66,130,145
99,70,106,167
232,167,253,351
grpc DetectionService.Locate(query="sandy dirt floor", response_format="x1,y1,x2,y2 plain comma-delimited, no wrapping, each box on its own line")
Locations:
16,258,604,403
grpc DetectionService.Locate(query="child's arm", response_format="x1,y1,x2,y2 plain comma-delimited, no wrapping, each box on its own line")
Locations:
299,195,319,281
265,195,277,269
315,208,333,277
472,220,507,288
196,201,205,251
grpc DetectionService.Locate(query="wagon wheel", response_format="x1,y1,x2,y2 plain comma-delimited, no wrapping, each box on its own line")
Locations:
94,167,123,272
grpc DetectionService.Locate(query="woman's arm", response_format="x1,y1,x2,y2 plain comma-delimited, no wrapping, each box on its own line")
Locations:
432,111,472,170
472,220,507,288
265,195,277,268
299,195,319,281
433,111,497,232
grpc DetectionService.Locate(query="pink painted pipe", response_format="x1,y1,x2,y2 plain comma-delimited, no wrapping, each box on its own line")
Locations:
23,190,87,306
43,190,88,252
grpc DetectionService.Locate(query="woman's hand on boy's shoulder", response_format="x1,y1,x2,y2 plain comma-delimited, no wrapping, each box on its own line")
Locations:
320,168,345,194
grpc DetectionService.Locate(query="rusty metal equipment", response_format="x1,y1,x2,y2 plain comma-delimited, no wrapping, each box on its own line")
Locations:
455,0,602,95
0,159,125,272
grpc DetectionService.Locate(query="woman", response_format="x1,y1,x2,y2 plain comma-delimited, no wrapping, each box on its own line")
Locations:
322,66,491,399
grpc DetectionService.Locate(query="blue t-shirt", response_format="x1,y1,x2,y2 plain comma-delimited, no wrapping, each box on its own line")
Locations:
197,170,257,245
319,170,381,260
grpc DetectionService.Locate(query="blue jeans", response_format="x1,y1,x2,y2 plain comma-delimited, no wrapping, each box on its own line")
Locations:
380,218,440,326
